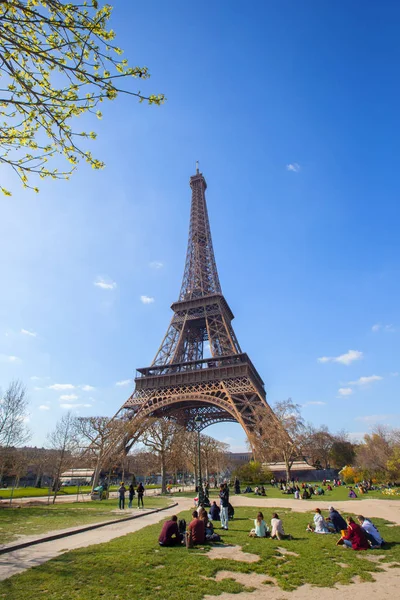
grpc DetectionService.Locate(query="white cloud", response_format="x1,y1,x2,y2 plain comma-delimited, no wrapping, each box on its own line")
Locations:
48,383,75,390
355,414,391,423
81,385,95,392
21,328,37,337
286,162,301,172
115,379,131,387
317,349,363,366
347,432,366,442
348,375,382,386
149,261,164,269
338,387,353,396
0,354,21,363
302,401,327,407
59,394,79,401
60,403,92,409
372,323,395,333
38,405,50,411
140,295,155,304
93,277,117,290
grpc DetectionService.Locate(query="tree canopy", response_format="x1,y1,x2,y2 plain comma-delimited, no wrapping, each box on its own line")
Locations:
0,0,164,195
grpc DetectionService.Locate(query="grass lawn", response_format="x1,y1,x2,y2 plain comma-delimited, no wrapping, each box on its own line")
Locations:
0,484,171,500
0,497,171,544
1,505,399,599
172,484,400,502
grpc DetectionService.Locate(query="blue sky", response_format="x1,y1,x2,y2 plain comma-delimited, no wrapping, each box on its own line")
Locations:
1,0,399,450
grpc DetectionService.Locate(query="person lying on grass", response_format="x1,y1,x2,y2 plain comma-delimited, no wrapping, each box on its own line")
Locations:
249,511,269,538
270,512,292,540
158,515,183,546
357,515,385,548
336,516,369,550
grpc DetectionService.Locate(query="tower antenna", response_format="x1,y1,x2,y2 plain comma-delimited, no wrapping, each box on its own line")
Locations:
196,160,199,174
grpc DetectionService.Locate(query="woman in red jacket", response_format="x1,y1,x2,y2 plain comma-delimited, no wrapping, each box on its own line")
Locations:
337,516,369,550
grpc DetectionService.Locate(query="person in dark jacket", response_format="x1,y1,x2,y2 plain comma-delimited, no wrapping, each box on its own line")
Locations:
128,483,135,508
328,506,347,533
158,515,182,546
209,501,220,521
219,483,229,530
137,482,144,508
118,482,126,510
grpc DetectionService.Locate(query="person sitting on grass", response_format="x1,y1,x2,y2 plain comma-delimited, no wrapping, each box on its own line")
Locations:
357,515,385,548
270,513,291,540
158,515,183,546
327,506,347,533
188,510,205,545
302,488,310,500
337,516,369,550
313,508,331,533
209,500,220,521
249,511,269,537
348,487,357,498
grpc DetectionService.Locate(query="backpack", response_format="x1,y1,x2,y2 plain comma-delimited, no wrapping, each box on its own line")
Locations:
178,518,187,534
185,530,193,549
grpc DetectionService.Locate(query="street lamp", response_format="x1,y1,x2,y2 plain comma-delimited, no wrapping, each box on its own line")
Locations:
194,414,204,506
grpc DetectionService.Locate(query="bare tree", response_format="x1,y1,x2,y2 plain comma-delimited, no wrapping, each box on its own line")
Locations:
74,416,129,490
141,419,183,493
303,425,334,469
250,399,308,481
47,412,78,504
0,380,30,483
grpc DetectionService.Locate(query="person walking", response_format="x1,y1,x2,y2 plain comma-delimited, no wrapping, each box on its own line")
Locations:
118,482,126,510
137,481,144,508
128,483,135,508
219,483,229,530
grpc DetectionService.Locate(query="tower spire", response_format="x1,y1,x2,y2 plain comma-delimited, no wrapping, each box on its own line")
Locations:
179,169,221,300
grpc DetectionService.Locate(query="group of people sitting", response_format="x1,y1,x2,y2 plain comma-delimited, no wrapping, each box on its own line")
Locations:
306,506,385,550
249,512,291,539
158,507,222,547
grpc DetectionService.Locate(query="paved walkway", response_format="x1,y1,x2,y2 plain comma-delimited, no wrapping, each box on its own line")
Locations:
0,497,193,581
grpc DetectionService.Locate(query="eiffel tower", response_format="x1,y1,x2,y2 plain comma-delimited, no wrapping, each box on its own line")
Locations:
118,164,279,450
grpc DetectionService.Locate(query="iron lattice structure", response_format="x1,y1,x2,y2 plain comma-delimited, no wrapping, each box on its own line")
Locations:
117,167,279,451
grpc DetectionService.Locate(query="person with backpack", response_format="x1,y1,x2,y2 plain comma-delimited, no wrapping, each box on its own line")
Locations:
219,483,229,530
137,482,144,508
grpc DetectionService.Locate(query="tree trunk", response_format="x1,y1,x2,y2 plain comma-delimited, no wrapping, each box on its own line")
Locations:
92,454,103,492
161,453,167,493
284,454,291,482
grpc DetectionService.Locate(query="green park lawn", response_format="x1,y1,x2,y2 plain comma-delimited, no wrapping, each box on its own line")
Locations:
0,483,164,500
173,484,400,502
1,506,399,599
0,497,171,544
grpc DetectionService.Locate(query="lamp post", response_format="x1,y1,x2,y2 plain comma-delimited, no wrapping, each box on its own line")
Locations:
194,415,204,506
